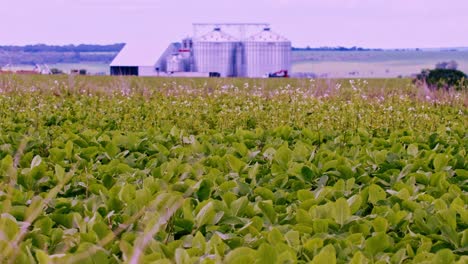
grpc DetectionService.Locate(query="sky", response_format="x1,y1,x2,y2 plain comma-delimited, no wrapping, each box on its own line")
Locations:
1,0,468,48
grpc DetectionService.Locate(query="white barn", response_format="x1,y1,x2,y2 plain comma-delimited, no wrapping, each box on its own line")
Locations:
110,42,180,76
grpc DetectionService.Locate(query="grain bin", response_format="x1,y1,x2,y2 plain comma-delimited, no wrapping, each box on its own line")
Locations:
193,28,240,77
166,54,185,73
244,28,291,78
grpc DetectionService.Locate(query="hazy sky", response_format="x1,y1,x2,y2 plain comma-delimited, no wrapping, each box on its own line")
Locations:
2,0,468,48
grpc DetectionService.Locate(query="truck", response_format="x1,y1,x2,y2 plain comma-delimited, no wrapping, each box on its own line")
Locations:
268,70,289,78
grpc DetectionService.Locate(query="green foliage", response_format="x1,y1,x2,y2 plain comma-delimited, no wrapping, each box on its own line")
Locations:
0,76,465,263
417,68,467,90
50,68,64,75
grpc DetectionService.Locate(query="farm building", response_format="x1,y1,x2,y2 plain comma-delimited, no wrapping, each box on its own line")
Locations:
110,23,291,78
110,42,181,76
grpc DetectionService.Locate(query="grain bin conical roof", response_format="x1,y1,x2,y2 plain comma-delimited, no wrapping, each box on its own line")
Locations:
247,28,289,42
196,28,238,42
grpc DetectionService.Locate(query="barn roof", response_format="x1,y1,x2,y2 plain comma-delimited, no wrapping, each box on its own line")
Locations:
110,42,179,67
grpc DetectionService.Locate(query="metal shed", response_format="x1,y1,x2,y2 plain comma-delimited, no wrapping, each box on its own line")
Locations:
110,42,180,76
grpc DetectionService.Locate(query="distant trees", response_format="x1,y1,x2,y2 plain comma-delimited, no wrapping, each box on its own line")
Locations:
415,62,467,91
435,60,458,70
291,46,383,51
50,68,63,75
0,43,125,53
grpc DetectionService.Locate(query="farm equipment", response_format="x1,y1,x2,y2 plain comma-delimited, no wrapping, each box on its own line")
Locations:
268,70,289,78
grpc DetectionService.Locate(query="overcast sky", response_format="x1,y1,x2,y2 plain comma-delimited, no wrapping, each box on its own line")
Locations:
1,0,468,48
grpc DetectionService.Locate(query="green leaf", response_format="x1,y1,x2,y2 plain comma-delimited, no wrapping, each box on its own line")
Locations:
337,165,354,179
224,247,256,264
304,238,324,255
313,219,329,233
372,217,388,233
258,201,277,224
461,229,468,248
297,189,315,201
64,140,74,160
230,196,248,217
0,155,14,175
196,180,212,201
226,154,246,173
274,145,292,169
267,228,285,245
416,237,433,254
11,205,27,221
120,184,136,203
322,160,338,172
284,230,300,248
255,243,277,264
276,250,297,264
35,250,50,264
34,217,53,235
75,242,110,264
433,154,448,172
254,187,275,201
89,183,108,196
49,148,66,163
311,244,336,264
233,142,248,157
51,213,74,228
0,215,19,240
196,201,216,228
333,197,350,226
301,165,314,181
365,233,390,255
192,231,206,254
368,184,386,205
175,248,191,264
50,228,64,245
248,162,260,180
30,155,42,169
391,248,406,264
433,249,454,264
54,164,65,182
105,141,120,158
407,144,418,157
296,209,313,225
350,251,369,264
455,169,468,180
93,221,112,240
347,194,362,214
413,252,434,263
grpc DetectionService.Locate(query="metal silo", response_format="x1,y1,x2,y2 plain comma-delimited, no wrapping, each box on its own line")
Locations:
193,28,239,77
167,54,185,73
244,28,291,78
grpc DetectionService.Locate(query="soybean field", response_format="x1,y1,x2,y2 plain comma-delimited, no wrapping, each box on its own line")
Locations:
0,75,466,263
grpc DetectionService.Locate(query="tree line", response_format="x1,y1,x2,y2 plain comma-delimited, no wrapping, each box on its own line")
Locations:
0,43,125,53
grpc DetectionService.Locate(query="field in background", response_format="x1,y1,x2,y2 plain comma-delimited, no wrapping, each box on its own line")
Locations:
292,50,468,78
46,63,109,75
3,63,110,75
0,75,466,263
3,50,468,78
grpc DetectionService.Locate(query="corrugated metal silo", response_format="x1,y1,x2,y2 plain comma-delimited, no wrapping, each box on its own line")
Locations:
244,28,291,78
167,54,185,73
193,28,239,77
